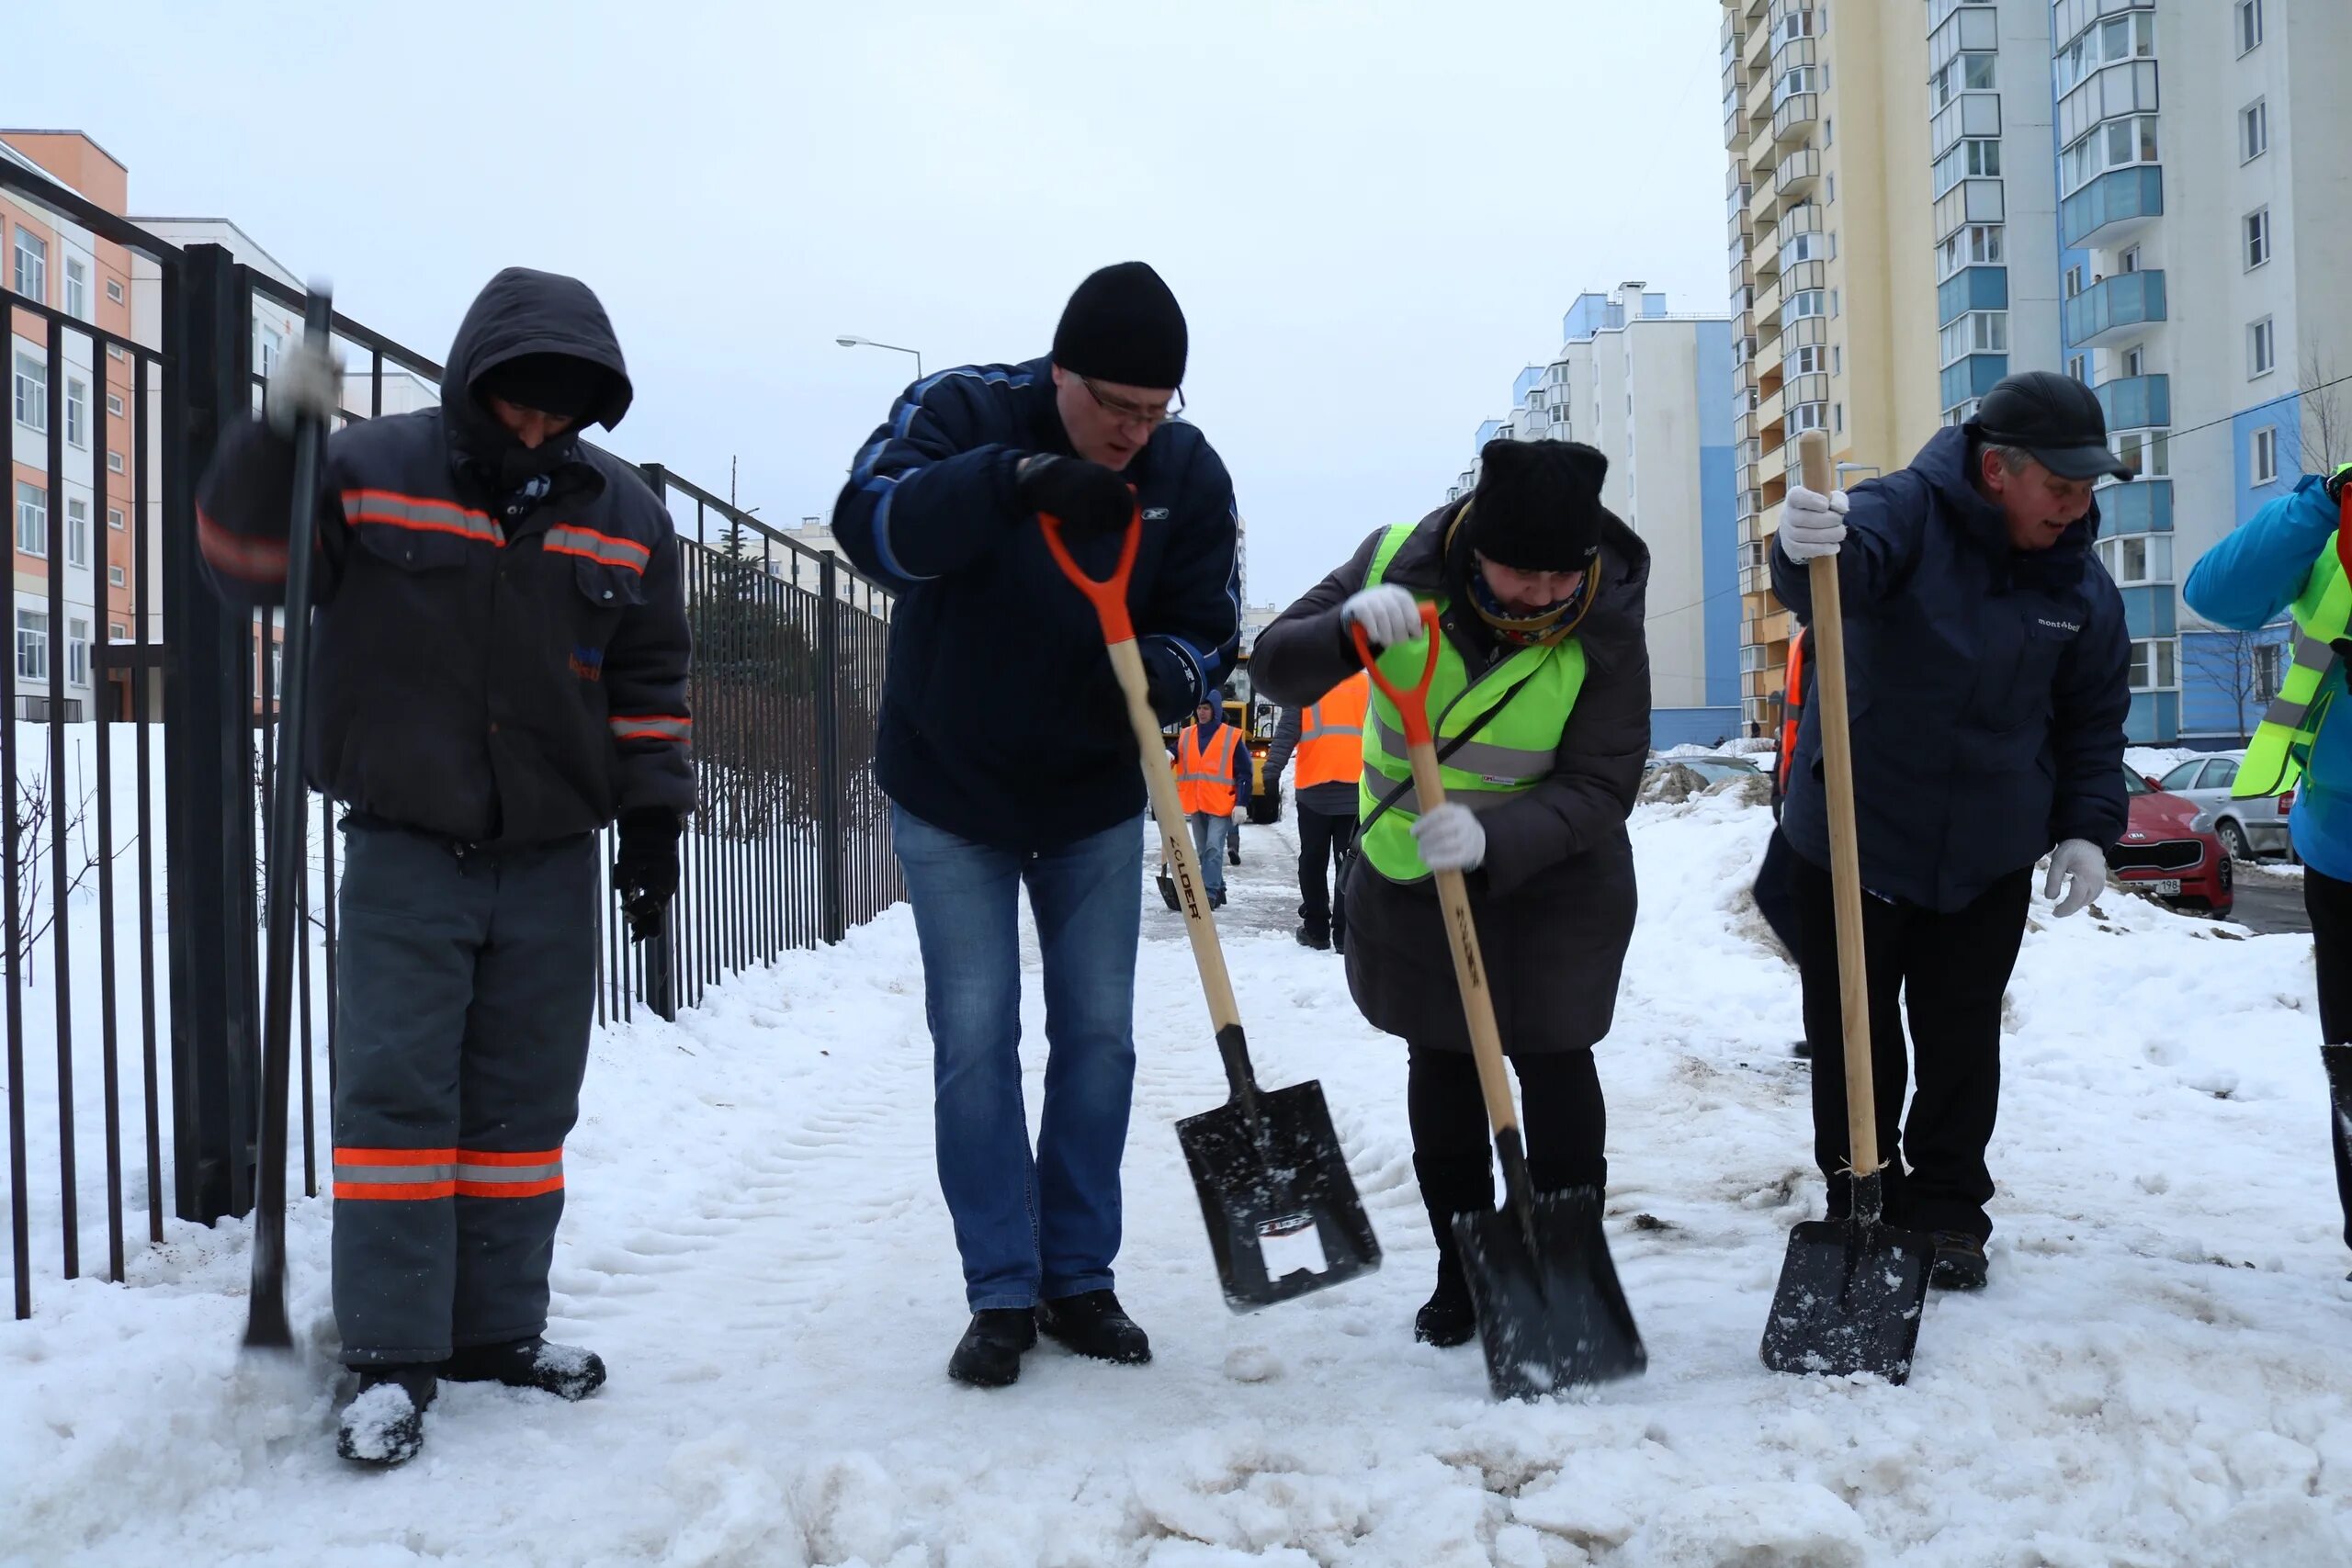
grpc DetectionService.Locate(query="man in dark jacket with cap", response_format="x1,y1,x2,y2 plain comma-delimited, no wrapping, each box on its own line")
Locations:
1770,369,2132,1291
832,263,1240,1388
1254,439,1649,1348
198,268,692,1465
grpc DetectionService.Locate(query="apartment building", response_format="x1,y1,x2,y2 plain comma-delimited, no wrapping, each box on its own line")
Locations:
2052,0,2352,742
1449,286,1740,747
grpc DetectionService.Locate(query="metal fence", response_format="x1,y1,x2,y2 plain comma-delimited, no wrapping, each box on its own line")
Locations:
0,156,900,1320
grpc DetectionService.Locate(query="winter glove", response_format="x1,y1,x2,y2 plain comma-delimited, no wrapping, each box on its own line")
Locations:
2325,463,2352,505
1341,584,1423,649
1777,485,1849,562
1136,637,1203,724
264,336,342,437
614,808,683,942
1411,802,1486,873
2041,838,2107,919
1016,454,1135,536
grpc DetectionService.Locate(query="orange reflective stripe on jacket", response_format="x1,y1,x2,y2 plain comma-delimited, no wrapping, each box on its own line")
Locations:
333,1146,458,1201
1295,671,1370,789
1777,628,1807,796
1176,724,1241,817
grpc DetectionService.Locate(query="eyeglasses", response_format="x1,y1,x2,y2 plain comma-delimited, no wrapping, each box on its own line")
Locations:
1079,376,1183,430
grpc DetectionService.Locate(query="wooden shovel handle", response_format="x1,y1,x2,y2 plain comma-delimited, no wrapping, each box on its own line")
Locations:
1796,431,1881,1176
1352,610,1519,1138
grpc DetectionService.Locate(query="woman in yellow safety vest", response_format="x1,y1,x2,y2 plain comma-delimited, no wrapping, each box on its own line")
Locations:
2184,462,2352,1263
1252,439,1652,1348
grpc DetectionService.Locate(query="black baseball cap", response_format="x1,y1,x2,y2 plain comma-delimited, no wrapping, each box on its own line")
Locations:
1968,370,2134,482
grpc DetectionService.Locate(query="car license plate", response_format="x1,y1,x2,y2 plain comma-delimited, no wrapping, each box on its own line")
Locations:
2145,879,2181,897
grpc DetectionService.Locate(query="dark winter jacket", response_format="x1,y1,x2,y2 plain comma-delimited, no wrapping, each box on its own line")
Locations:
1770,424,2130,912
196,267,694,846
1261,705,1359,816
1253,502,1650,1056
832,358,1241,852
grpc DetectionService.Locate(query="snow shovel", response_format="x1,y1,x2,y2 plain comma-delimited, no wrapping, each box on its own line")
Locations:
1352,607,1645,1399
1041,511,1379,1310
246,282,336,1351
1759,430,1936,1383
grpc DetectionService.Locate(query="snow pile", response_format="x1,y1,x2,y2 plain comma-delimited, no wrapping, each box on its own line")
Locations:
4,796,2349,1565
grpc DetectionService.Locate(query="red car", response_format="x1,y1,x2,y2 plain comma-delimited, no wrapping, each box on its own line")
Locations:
2111,767,2233,916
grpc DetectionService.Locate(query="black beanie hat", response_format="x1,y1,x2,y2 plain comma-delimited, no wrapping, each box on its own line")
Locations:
1465,439,1610,571
1051,263,1188,389
474,353,613,423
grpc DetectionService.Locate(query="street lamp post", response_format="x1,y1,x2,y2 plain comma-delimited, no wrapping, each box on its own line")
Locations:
835,335,923,382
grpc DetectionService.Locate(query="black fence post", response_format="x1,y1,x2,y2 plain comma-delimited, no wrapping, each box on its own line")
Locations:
817,555,846,944
163,244,261,1224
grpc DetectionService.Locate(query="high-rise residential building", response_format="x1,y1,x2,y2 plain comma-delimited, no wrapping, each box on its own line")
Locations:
1448,285,1740,746
2052,0,2352,743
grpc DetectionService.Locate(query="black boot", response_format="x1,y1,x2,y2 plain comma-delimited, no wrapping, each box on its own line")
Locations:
1414,1155,1493,1348
1036,1290,1152,1364
948,1308,1037,1387
1296,919,1329,951
443,1336,606,1400
1929,1231,1989,1291
336,1363,438,1466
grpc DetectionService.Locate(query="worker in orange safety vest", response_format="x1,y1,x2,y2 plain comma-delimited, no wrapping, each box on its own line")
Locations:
1175,690,1252,908
1261,671,1370,950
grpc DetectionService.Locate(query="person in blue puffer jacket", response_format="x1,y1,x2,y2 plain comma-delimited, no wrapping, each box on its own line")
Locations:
2183,463,2352,1261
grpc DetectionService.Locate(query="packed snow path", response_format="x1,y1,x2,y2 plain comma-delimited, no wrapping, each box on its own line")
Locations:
6,796,2352,1565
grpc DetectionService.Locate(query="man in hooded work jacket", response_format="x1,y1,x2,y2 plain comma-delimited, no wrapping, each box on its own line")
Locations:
1175,689,1253,908
1252,439,1651,1348
197,268,693,1466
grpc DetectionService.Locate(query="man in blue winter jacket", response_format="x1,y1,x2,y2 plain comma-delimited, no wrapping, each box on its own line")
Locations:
831,263,1240,1387
2183,463,2352,1265
1770,370,2132,1290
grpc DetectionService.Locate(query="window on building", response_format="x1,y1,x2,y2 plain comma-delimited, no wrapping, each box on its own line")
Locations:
1774,64,1821,107
104,276,124,305
1937,223,2005,279
2120,245,2141,275
1826,174,1836,205
1783,289,1827,327
106,507,123,531
2251,317,2277,378
2237,0,2264,54
107,621,126,643
66,619,89,689
15,481,45,558
1939,310,2008,366
2057,9,2156,94
1788,401,1829,434
2255,642,2286,704
2245,209,2271,270
16,610,48,683
1933,138,2003,197
2062,115,2160,195
2252,425,2278,485
2097,534,2173,586
107,450,123,475
1931,52,1997,107
2065,265,2085,299
258,326,284,379
107,564,124,588
12,228,47,302
2124,345,2145,378
105,391,123,418
2069,355,2091,384
2128,638,2177,693
65,499,87,568
65,378,86,447
1834,402,1844,434
1825,116,1834,148
64,257,88,321
2242,98,2269,162
1833,345,1842,377
14,351,47,432
1784,230,1829,265
2112,428,2169,479
1792,344,1827,377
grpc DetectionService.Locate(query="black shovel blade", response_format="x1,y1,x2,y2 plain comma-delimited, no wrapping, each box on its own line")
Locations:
1176,1079,1381,1312
1759,1211,1935,1383
1156,867,1182,912
1453,1187,1645,1400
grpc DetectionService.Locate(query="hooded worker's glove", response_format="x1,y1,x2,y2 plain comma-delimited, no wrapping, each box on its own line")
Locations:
1777,485,1849,561
265,337,342,437
1411,802,1486,873
615,809,683,942
1017,454,1134,536
1341,585,1422,649
2042,838,2107,919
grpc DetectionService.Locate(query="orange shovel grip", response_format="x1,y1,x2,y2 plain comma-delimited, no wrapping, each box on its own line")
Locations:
1040,510,1143,644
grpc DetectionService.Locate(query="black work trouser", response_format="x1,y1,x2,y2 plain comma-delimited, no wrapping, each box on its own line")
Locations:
1408,1044,1606,1268
1790,851,2031,1242
1296,802,1358,942
2302,866,2352,1251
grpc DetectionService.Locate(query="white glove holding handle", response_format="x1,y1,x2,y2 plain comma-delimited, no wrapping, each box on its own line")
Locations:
1777,485,1849,562
265,336,342,437
1341,584,1422,649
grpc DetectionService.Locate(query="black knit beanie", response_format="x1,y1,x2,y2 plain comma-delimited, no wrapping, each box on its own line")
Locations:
1051,263,1188,389
1466,439,1609,571
474,352,613,423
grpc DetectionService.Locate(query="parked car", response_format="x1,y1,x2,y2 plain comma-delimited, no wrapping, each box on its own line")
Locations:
1644,753,1765,788
2151,750,2293,861
2111,767,2233,916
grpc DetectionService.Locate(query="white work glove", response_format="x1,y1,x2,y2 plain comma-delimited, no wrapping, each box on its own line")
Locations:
1777,485,1849,561
2042,839,2107,919
1341,584,1422,649
265,336,342,436
1412,802,1486,873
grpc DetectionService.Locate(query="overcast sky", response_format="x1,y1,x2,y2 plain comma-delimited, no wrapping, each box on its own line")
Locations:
14,0,1724,605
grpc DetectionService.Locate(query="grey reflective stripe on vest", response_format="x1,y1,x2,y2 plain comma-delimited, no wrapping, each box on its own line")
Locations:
2263,631,2344,728
1379,784,1518,818
1369,709,1553,783
1299,712,1363,742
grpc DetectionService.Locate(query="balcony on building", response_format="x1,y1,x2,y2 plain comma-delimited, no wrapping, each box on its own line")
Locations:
1933,177,2006,245
2062,165,2162,250
2094,373,2169,433
1773,91,1819,144
1940,354,2007,413
2063,268,2165,349
2098,478,2173,537
1937,265,2008,328
1930,91,2003,162
1774,146,1821,200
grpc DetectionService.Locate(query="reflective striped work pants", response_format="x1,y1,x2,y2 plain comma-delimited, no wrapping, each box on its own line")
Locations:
331,824,597,1366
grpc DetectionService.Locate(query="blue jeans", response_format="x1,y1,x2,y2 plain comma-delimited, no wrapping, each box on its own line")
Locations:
1189,813,1231,897
892,804,1143,1311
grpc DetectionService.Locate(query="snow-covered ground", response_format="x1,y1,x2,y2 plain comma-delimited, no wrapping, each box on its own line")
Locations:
6,794,2351,1566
